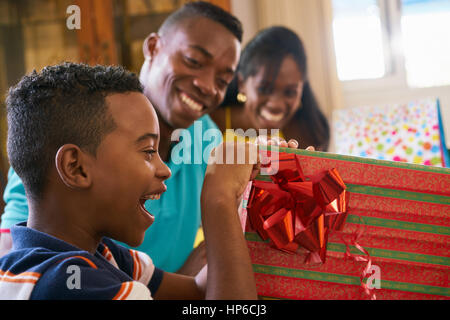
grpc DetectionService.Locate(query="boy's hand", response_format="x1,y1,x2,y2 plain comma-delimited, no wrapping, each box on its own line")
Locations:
200,141,261,299
204,138,306,203
205,141,260,204
256,135,314,150
155,139,314,300
198,139,306,300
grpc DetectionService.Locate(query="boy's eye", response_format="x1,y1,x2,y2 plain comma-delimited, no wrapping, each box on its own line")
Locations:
143,150,156,159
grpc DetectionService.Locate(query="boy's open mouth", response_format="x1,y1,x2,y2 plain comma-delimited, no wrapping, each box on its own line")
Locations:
138,184,167,222
139,193,161,219
139,193,162,219
140,193,162,201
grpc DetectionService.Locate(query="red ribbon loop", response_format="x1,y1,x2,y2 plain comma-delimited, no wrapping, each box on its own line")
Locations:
246,150,376,299
246,151,349,264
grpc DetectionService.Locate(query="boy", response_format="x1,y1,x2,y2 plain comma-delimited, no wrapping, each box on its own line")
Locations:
0,63,257,299
0,1,243,275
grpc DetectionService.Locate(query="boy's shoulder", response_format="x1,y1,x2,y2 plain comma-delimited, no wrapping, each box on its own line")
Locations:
0,224,161,300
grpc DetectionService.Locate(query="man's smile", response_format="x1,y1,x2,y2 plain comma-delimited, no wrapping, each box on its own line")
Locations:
180,91,204,112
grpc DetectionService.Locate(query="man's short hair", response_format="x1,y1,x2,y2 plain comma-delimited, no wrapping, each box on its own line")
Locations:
6,62,143,200
159,1,243,42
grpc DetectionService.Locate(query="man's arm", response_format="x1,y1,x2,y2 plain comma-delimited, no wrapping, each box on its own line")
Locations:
176,240,206,276
152,267,206,300
0,168,30,257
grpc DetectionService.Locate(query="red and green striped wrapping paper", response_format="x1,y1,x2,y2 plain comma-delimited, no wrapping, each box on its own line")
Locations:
242,147,450,300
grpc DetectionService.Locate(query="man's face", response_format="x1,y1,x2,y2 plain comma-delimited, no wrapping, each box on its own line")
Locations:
90,92,171,247
141,17,241,129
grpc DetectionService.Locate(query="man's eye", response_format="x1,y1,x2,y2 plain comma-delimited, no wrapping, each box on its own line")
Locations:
184,56,201,68
217,78,229,89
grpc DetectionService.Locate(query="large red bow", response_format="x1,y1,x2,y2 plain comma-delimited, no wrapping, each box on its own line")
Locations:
246,151,349,264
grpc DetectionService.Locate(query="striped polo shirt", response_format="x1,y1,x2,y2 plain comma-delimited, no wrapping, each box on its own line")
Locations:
0,222,164,299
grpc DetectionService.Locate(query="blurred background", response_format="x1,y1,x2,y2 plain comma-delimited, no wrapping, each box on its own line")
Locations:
0,0,449,213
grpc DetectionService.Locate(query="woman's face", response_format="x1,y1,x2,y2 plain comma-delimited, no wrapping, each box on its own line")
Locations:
240,55,304,130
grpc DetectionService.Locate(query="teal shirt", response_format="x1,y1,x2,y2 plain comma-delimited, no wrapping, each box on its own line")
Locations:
0,115,222,272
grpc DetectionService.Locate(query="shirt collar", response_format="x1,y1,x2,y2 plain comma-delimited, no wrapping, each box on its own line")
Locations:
11,222,90,253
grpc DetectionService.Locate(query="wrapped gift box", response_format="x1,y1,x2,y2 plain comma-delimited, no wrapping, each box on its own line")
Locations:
240,147,450,300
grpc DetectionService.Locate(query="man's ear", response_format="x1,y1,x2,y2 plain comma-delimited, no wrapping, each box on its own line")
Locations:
55,144,92,189
143,33,160,61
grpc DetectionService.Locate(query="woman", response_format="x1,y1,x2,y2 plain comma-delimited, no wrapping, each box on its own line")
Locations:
211,26,330,151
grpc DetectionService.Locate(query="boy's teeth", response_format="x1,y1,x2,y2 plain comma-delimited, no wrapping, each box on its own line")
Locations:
180,92,203,112
149,194,161,200
260,109,283,122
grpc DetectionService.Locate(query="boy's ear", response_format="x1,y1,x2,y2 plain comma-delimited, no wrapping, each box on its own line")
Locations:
143,33,160,61
55,144,92,189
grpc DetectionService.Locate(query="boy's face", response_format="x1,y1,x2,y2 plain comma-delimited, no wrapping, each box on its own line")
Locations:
90,92,171,247
142,17,241,129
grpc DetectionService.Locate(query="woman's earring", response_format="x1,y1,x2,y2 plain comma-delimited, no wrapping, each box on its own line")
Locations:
237,92,247,104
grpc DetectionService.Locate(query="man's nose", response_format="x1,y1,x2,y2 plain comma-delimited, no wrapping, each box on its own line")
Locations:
193,70,217,97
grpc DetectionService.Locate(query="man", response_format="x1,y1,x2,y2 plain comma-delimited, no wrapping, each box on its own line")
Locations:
0,1,242,275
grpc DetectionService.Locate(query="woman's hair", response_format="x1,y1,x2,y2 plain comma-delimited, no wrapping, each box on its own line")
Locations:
221,26,330,151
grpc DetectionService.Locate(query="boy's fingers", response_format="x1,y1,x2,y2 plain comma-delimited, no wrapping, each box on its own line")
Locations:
270,136,283,146
250,162,261,180
306,146,315,151
287,139,299,149
210,141,260,165
255,135,268,145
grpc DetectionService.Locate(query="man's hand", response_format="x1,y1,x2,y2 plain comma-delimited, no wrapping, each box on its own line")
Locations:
177,241,206,276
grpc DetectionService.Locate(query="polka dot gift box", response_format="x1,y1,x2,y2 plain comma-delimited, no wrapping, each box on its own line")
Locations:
333,98,449,167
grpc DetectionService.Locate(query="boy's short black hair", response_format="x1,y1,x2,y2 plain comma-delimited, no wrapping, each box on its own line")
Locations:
159,1,243,42
6,62,143,200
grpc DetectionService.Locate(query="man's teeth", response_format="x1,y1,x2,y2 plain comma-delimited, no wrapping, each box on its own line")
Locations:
180,92,203,112
260,109,284,122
